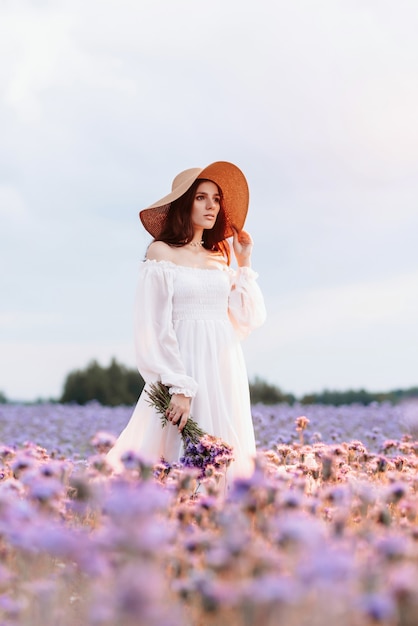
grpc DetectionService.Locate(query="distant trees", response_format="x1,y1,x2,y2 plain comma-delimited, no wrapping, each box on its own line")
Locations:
250,381,418,407
300,388,374,406
60,359,145,406
0,391,7,404
300,386,418,406
249,377,295,405
389,387,418,402
58,359,418,407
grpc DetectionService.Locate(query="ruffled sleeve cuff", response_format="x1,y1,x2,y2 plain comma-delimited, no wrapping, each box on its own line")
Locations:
160,369,198,399
235,266,259,281
168,386,196,398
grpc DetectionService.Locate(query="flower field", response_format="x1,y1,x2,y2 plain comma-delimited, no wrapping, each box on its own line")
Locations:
0,400,418,625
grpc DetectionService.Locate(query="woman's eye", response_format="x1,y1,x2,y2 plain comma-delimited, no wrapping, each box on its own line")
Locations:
196,195,204,200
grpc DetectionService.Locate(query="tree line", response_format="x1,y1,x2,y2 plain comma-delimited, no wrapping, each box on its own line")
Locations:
60,359,145,406
0,359,417,406
248,377,418,406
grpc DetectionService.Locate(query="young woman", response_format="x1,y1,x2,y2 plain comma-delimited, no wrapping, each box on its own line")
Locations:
107,161,266,479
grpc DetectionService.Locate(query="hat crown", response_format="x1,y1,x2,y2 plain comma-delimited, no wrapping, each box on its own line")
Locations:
171,168,202,191
140,161,248,242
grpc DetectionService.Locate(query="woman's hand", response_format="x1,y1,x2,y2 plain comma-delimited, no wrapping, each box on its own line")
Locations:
166,393,191,432
232,228,253,267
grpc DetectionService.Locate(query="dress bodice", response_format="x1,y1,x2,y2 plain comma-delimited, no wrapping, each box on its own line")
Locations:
171,267,231,321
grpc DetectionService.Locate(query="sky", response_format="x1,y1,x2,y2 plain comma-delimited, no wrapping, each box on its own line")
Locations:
1,0,418,401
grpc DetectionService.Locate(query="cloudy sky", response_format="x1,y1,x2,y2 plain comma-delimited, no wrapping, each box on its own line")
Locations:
1,0,418,401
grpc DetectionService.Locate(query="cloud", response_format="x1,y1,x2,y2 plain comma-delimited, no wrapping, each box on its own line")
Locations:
0,311,58,330
0,184,29,222
268,270,418,345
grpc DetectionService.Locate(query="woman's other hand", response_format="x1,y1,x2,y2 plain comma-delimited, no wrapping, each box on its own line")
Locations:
232,228,253,267
166,393,191,432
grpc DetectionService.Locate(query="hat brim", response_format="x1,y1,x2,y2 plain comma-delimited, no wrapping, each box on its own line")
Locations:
139,161,249,241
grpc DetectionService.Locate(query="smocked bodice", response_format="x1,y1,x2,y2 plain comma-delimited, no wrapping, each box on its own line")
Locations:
172,267,231,321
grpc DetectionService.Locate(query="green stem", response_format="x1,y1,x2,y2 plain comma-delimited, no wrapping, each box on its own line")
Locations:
145,382,206,444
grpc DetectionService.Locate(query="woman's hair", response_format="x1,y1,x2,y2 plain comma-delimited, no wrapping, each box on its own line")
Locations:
155,178,231,264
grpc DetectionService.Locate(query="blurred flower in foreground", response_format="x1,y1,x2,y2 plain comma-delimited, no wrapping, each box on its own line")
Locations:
90,431,117,454
358,592,396,623
295,415,310,444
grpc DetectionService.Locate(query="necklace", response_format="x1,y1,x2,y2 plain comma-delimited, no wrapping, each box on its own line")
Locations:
188,240,204,247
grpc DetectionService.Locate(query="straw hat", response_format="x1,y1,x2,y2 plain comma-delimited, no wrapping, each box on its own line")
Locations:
139,161,249,241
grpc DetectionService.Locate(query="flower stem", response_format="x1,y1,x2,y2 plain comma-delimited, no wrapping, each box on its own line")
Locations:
145,382,206,444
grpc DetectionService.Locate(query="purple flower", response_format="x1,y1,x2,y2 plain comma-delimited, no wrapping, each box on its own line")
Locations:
103,480,171,519
180,435,233,480
0,445,15,460
274,514,326,550
359,593,396,622
386,482,408,504
241,575,300,605
27,477,65,504
376,535,409,561
90,431,117,453
119,450,153,478
0,595,25,618
10,454,35,477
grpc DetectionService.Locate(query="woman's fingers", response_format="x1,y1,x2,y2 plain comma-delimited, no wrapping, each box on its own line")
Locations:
177,414,188,432
239,231,253,246
232,227,252,241
166,407,179,422
168,409,189,431
233,227,251,240
232,227,253,267
166,393,190,430
232,227,253,251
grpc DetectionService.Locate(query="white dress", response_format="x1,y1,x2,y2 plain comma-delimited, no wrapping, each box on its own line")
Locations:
107,259,266,478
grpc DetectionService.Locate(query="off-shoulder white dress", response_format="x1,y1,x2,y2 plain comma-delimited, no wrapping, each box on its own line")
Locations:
107,259,266,478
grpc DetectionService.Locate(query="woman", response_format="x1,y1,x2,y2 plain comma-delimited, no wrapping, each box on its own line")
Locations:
107,161,266,479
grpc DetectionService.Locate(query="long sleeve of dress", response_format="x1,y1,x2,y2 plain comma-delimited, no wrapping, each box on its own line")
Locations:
228,266,267,339
134,260,198,397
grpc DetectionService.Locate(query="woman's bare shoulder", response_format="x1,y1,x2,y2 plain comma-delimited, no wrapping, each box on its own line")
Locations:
146,241,175,262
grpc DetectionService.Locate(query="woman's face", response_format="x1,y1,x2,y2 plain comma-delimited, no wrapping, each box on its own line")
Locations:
191,181,221,231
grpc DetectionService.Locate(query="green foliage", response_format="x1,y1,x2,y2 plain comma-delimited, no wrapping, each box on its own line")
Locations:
59,359,418,407
300,388,373,406
249,376,295,405
300,386,418,406
0,391,7,404
60,358,145,406
388,386,418,402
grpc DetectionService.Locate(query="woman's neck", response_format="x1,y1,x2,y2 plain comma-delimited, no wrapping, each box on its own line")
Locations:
189,228,203,246
189,230,204,245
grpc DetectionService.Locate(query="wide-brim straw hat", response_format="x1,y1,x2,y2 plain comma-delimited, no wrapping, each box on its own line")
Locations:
139,161,249,241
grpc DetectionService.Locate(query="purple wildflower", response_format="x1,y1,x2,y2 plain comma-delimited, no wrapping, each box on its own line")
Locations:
90,431,117,453
180,434,234,480
359,593,396,622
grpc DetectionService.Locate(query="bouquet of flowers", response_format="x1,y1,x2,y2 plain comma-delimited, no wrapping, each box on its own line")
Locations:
145,382,234,480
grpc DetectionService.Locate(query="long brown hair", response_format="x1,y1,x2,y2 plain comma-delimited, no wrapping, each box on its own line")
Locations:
155,179,231,263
